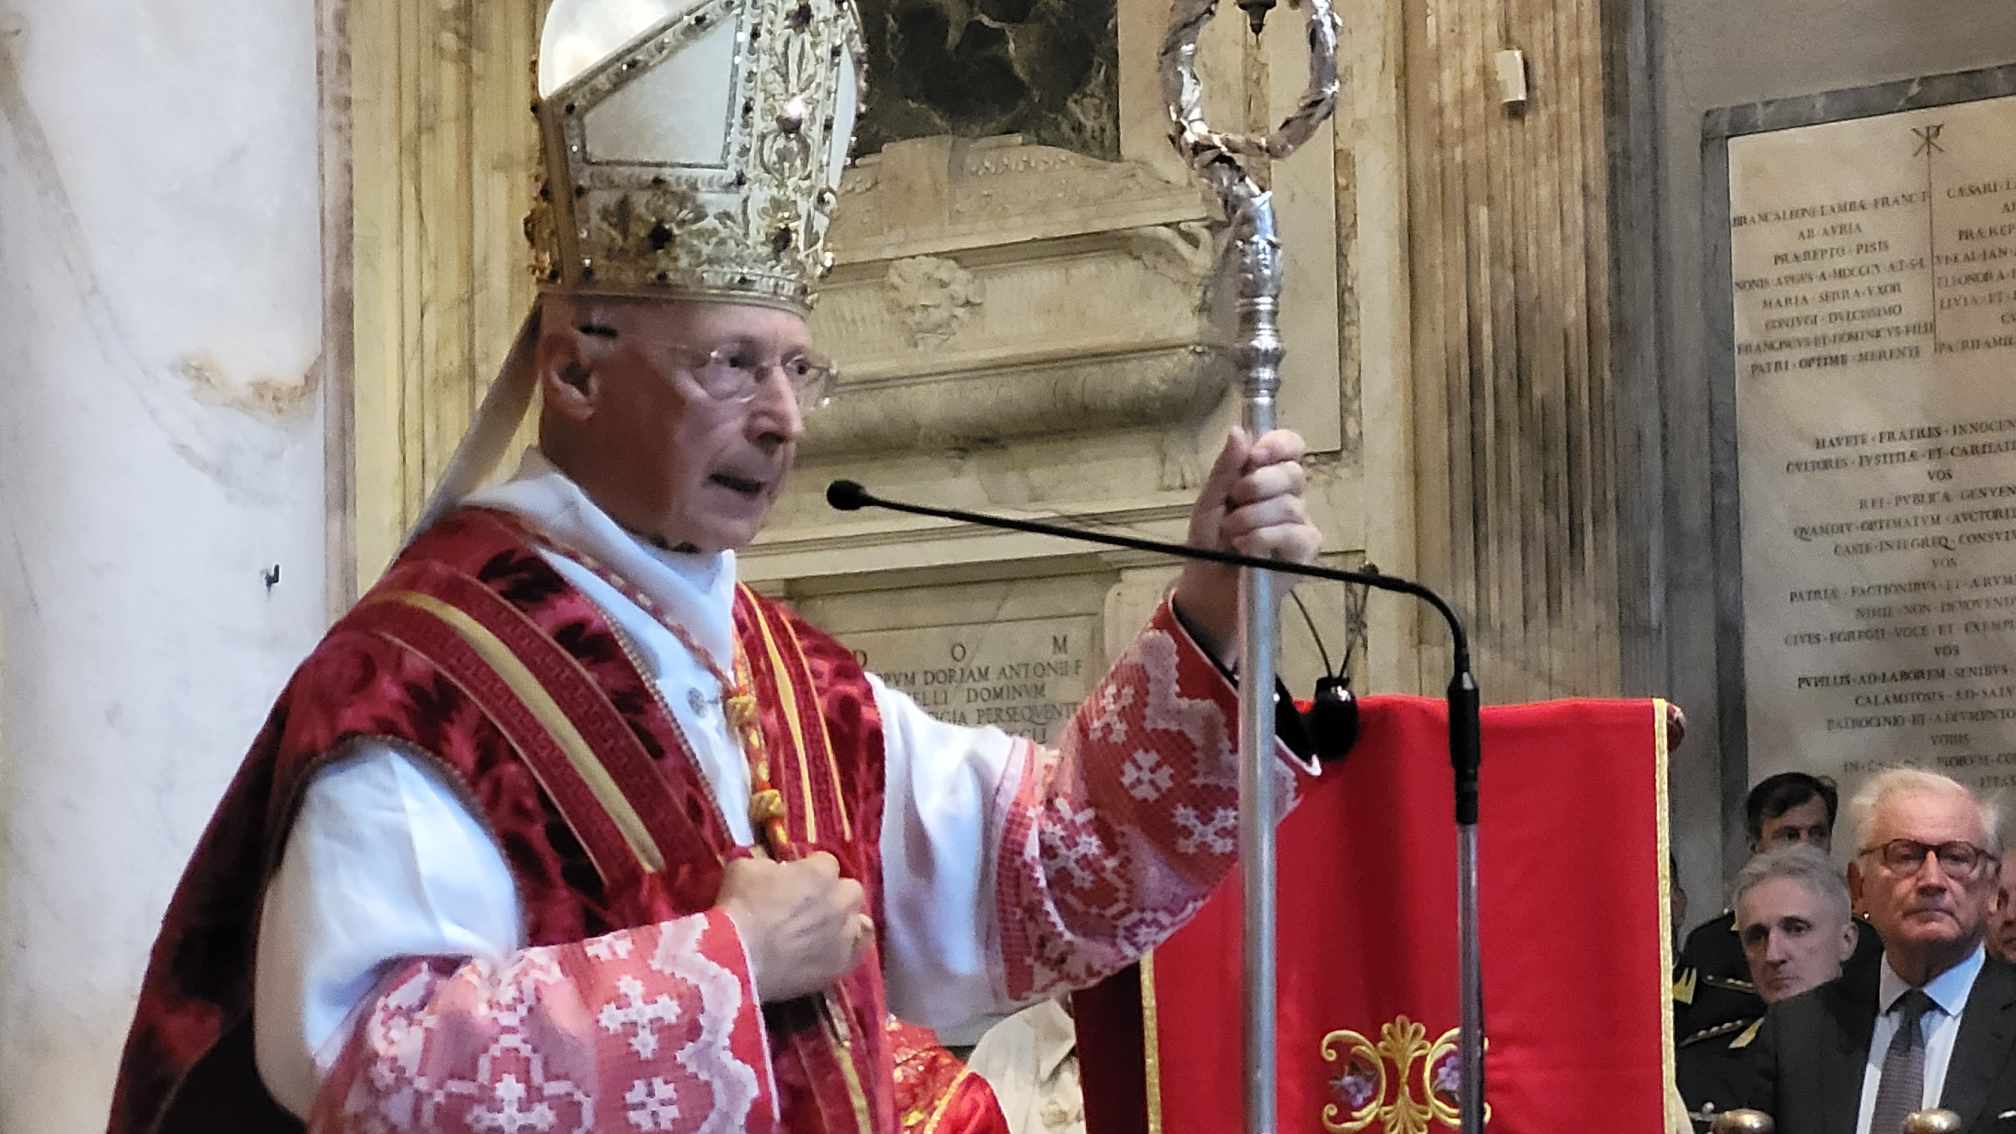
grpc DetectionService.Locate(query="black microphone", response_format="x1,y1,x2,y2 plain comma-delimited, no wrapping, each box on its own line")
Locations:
825,479,1482,824
826,479,872,512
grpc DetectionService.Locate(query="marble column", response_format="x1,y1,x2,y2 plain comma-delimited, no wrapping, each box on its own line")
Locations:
0,3,330,1130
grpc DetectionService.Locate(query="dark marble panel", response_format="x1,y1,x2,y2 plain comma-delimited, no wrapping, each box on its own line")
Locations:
1702,62,2016,140
854,0,1120,160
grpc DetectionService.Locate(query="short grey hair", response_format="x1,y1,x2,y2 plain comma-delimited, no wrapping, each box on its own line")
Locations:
1731,845,1852,929
1845,767,2004,860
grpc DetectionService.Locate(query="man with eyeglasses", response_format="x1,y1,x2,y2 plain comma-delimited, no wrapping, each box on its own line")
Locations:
108,1,1326,1131
1738,768,2016,1134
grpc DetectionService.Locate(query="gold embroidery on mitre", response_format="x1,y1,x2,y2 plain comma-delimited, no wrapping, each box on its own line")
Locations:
1319,1017,1492,1134
530,0,865,312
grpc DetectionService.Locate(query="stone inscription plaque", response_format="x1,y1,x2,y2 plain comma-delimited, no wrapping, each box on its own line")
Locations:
850,614,1101,745
1731,93,2016,797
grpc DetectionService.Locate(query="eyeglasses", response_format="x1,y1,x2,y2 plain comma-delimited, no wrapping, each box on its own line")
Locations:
1858,838,2000,879
644,339,838,412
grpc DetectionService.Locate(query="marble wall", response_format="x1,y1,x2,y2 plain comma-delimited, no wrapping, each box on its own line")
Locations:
1644,0,2016,896
0,2,331,1130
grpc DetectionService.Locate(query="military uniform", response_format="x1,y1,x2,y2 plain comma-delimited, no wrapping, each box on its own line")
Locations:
1676,1012,1764,1121
1673,911,1764,1043
1671,909,1883,1122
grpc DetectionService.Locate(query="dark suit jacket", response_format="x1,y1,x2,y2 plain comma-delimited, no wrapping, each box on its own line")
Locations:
1740,953,2016,1133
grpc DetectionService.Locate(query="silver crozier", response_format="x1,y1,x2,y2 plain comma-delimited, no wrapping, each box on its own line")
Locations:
1159,3,1340,1132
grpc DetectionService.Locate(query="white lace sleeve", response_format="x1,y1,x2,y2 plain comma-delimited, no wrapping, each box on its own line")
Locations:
252,742,523,1117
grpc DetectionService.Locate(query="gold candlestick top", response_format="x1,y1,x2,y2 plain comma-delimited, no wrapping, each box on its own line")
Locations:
1901,1111,1963,1134
1709,1110,1776,1134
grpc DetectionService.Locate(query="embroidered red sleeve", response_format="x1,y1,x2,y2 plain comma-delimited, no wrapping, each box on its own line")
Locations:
992,595,1318,1000
311,910,776,1133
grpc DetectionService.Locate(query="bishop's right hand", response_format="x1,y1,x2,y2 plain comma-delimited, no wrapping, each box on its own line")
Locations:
718,850,873,1002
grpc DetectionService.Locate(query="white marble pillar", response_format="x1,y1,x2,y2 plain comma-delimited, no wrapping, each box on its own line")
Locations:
0,3,330,1130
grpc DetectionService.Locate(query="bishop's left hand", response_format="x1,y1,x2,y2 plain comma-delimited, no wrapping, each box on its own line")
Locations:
1170,428,1321,665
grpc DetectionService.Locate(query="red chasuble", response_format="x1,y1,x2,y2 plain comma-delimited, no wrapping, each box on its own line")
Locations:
1074,697,1674,1134
108,509,890,1133
111,505,1271,1134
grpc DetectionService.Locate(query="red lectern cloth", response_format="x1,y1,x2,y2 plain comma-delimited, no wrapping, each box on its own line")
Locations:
1074,696,1674,1134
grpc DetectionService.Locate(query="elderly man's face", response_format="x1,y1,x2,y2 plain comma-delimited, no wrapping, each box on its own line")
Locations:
1850,789,1999,974
1757,796,1833,853
1737,876,1856,1003
1990,863,2016,964
546,298,813,552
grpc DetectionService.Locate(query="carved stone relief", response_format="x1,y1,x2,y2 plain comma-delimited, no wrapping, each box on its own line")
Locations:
1122,221,1216,296
884,255,985,346
797,131,1226,461
829,134,1209,260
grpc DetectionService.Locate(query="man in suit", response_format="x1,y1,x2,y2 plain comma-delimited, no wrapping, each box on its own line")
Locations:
1742,768,2015,1133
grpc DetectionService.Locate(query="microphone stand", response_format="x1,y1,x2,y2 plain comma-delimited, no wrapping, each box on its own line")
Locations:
826,480,1486,1130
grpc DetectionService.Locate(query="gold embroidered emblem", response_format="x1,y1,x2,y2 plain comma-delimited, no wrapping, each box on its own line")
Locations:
1319,1016,1489,1134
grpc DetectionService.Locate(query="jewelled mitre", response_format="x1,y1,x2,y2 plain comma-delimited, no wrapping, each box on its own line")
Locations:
529,0,866,313
407,0,863,537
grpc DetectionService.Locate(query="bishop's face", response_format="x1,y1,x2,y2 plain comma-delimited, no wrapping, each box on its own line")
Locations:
542,296,814,553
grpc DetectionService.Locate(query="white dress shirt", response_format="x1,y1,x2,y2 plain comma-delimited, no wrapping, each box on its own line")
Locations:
1854,943,1988,1134
253,451,1043,1117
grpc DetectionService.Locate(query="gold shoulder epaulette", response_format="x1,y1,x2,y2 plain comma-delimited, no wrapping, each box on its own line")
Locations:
1673,967,1698,1005
1678,1017,1756,1049
1728,1018,1764,1050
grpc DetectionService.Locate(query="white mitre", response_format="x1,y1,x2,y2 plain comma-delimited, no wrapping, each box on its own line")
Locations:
530,0,863,309
412,0,865,536
539,0,693,94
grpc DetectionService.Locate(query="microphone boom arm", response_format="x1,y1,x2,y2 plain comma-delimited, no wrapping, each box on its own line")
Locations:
827,480,1471,673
